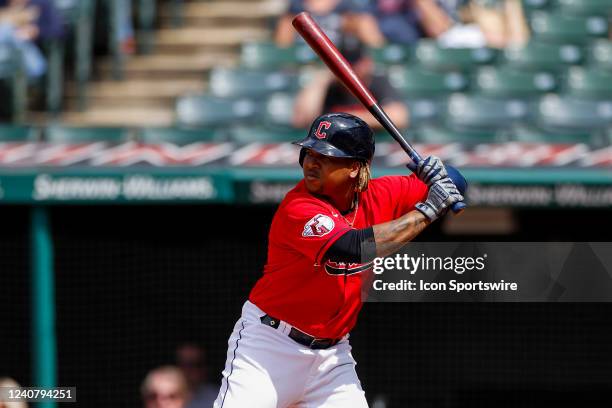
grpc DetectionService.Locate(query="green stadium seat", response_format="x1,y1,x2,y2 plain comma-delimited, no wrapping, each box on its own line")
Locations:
474,66,557,98
0,43,27,122
536,94,612,130
445,94,530,129
522,0,553,11
139,127,227,144
229,126,306,143
0,125,39,141
530,12,609,44
416,124,511,144
45,126,131,143
369,44,413,66
264,92,296,127
590,39,612,70
565,67,612,98
511,124,609,146
503,42,583,71
388,67,468,97
415,40,497,71
557,0,612,17
240,42,316,69
403,98,444,126
209,68,299,98
175,95,260,128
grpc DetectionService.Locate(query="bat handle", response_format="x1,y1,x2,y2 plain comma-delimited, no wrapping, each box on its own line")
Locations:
446,165,467,214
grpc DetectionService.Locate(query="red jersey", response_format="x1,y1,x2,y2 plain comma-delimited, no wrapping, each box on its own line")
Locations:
249,175,427,339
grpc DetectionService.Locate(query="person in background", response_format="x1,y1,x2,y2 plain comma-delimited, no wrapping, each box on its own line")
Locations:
292,42,408,130
175,343,218,408
275,0,385,47
0,377,28,408
141,366,190,408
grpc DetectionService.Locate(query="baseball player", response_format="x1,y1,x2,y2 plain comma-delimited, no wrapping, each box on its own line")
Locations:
214,113,464,408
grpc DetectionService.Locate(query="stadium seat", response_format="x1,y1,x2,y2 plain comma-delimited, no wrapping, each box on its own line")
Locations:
388,67,469,97
511,123,609,146
403,98,445,126
45,126,131,143
474,66,557,98
416,124,511,144
175,95,260,128
536,94,612,130
264,92,296,127
0,43,27,122
209,68,299,98
445,94,530,129
0,125,39,141
240,42,316,69
139,127,227,144
503,42,583,71
415,40,497,71
590,39,612,70
565,67,612,98
530,12,608,44
47,0,96,112
522,0,553,12
369,44,413,66
229,125,306,143
557,0,612,17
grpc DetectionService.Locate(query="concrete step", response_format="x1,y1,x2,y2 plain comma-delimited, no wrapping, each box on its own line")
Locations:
153,27,269,48
160,17,268,30
160,0,285,19
96,52,237,79
67,79,206,99
57,107,175,127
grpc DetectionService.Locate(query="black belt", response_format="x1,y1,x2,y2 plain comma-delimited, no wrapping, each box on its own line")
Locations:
260,314,341,350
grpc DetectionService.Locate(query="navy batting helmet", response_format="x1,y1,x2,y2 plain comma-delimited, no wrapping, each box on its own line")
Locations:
293,113,375,166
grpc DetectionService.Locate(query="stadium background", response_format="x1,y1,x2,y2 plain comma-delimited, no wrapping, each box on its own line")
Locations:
0,0,611,407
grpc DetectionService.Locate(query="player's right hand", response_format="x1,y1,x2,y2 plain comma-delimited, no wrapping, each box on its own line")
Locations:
407,155,448,187
414,176,464,222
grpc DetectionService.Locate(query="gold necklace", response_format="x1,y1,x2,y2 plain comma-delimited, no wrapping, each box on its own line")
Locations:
340,196,359,227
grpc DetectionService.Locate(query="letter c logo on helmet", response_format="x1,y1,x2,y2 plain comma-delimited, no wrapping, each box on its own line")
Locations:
314,121,331,139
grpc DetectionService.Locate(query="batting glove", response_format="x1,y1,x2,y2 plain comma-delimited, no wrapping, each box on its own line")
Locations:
415,177,464,222
407,155,448,186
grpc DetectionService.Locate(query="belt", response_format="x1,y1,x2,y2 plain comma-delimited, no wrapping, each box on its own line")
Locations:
260,314,341,350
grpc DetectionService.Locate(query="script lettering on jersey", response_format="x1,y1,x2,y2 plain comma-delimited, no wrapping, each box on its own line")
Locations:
302,214,335,237
314,121,332,139
325,260,374,276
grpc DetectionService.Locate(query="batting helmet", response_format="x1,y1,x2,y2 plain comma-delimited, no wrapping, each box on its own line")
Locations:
293,113,375,166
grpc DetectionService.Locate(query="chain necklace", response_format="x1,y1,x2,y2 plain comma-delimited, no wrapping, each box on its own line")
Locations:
339,195,359,227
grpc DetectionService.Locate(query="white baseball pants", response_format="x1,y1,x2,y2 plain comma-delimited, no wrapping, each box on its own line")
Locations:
213,301,368,408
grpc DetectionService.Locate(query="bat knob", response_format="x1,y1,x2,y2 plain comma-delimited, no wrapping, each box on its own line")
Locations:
446,165,468,214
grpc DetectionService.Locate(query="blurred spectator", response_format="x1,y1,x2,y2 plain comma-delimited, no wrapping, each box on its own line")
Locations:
275,0,384,47
141,366,190,408
115,0,135,54
175,343,217,408
0,377,28,408
293,43,408,129
366,0,454,44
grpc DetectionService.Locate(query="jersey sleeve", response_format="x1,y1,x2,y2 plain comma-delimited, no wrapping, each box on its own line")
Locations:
277,198,352,265
373,175,428,218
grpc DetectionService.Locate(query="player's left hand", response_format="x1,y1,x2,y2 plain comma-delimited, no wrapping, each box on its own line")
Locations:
407,156,448,186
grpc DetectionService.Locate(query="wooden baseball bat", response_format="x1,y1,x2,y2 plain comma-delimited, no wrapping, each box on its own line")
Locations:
292,12,466,212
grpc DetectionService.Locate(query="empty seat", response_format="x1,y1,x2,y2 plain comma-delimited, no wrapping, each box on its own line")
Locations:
139,127,227,144
530,12,608,44
209,68,299,98
590,39,612,70
175,95,260,128
416,124,510,144
45,126,131,143
557,0,612,17
503,42,583,71
240,42,316,69
536,94,612,130
403,98,445,126
415,40,497,71
474,66,557,97
0,125,39,141
445,94,530,129
512,124,609,146
369,44,413,66
388,67,468,97
0,43,27,122
565,67,612,98
264,92,297,127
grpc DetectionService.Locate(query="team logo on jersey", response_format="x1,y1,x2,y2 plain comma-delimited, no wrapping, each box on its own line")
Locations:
324,260,374,276
314,121,331,139
302,214,335,237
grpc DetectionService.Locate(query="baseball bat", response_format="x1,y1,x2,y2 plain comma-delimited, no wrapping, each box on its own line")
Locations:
292,12,467,213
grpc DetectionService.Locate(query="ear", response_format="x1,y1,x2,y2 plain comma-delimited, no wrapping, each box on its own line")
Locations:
349,161,361,179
